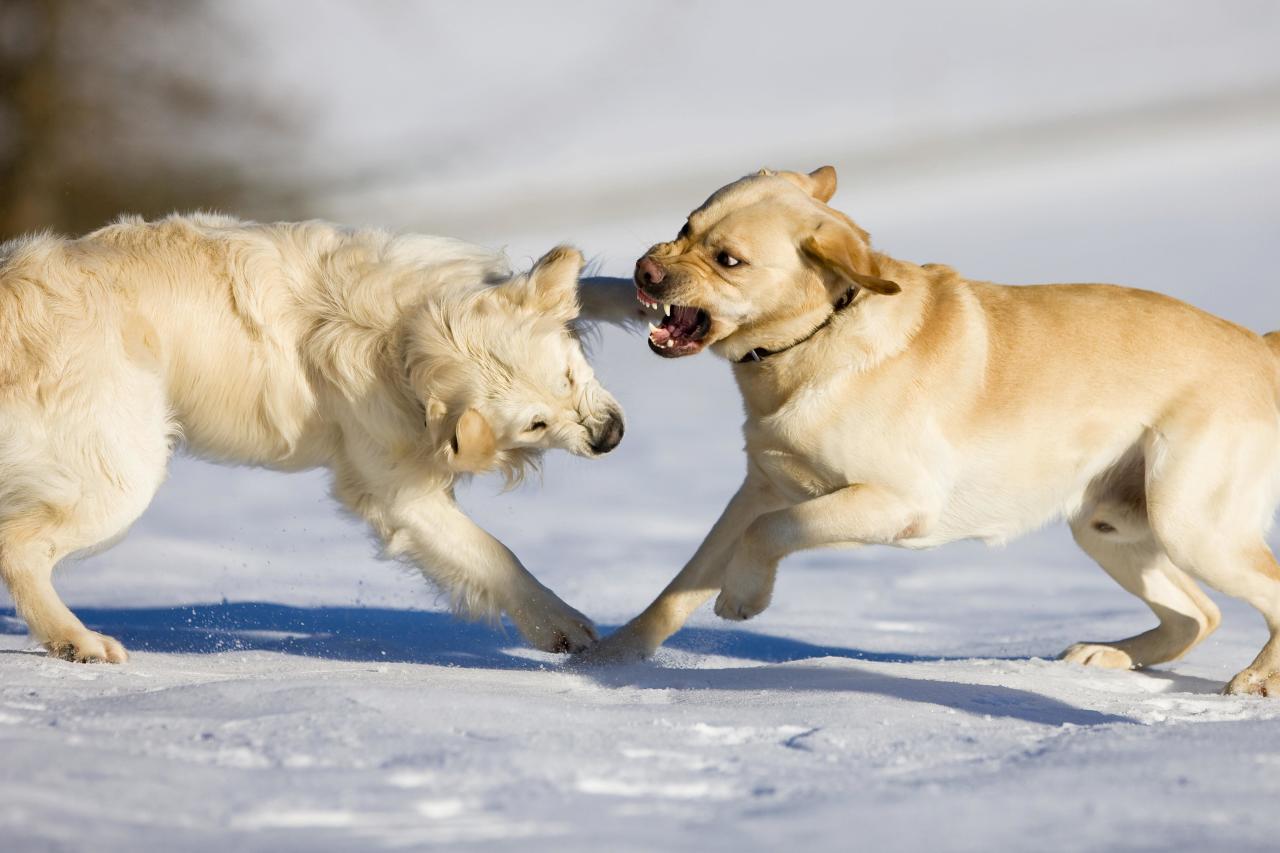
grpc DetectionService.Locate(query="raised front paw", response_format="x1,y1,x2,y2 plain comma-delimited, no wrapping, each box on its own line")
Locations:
714,584,770,621
510,597,598,654
46,630,129,664
715,547,776,622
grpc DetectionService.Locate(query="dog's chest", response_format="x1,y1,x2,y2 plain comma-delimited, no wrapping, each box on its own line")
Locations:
753,447,840,501
742,382,936,504
745,411,859,501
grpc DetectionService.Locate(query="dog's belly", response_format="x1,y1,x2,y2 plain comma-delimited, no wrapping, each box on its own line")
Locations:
754,450,1070,548
751,417,1140,550
906,432,1144,548
179,420,335,472
914,482,1077,547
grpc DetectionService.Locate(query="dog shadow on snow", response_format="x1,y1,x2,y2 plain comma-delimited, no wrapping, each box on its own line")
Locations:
0,602,1154,725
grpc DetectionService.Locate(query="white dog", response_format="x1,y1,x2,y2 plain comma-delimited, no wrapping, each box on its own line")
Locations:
0,213,627,662
586,166,1280,697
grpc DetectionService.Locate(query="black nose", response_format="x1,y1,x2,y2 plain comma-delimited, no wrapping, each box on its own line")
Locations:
635,256,666,287
590,410,624,454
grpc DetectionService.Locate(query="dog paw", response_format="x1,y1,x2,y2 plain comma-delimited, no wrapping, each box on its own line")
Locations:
714,587,770,621
510,599,598,655
1224,669,1280,697
571,630,651,667
46,630,129,664
1059,643,1133,670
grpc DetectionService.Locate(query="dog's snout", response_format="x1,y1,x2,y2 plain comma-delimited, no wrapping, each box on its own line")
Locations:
635,256,666,288
590,410,625,455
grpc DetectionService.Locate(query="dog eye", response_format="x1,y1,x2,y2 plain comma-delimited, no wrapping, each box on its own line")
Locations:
716,251,741,268
527,419,548,432
678,222,691,239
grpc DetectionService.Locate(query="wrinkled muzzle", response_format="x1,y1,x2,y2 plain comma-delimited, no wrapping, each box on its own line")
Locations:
634,252,714,358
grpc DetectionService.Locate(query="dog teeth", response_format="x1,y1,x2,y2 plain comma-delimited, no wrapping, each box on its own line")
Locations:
663,303,671,317
664,340,674,348
648,322,659,334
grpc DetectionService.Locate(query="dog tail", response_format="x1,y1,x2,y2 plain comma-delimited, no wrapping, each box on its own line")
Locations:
1265,333,1280,393
1266,331,1280,359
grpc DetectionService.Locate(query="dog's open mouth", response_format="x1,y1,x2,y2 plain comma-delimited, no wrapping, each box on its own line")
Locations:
637,287,711,358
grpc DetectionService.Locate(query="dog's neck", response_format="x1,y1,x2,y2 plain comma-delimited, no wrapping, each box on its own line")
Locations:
729,255,932,415
733,287,859,364
715,281,843,366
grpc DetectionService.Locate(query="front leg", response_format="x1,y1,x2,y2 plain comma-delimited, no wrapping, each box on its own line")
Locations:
578,470,786,663
366,488,597,654
715,483,923,621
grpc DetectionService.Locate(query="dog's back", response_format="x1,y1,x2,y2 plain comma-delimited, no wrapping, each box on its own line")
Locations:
0,214,516,466
0,213,620,662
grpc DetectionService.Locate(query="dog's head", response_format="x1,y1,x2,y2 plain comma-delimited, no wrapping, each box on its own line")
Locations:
634,166,900,360
407,246,624,482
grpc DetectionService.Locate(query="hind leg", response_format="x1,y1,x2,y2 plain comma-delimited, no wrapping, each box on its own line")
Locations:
1159,536,1280,696
1142,425,1280,695
1220,557,1280,697
1156,534,1280,696
0,380,172,663
1,518,129,663
1062,510,1219,669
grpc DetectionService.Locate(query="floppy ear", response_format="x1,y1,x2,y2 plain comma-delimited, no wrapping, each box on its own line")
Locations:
576,276,649,330
773,165,838,204
450,407,498,473
800,219,900,296
499,245,584,325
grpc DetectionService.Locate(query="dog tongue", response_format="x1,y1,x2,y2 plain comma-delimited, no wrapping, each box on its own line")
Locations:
651,305,702,347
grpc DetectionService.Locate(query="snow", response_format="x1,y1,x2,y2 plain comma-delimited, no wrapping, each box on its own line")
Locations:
5,4,1280,850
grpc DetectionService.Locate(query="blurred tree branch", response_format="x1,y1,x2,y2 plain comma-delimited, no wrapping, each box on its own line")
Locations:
0,0,304,239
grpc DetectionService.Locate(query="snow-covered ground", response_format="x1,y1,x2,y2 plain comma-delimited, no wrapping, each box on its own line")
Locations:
5,4,1280,850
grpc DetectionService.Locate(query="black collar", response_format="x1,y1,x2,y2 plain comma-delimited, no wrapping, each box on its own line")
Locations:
736,287,858,364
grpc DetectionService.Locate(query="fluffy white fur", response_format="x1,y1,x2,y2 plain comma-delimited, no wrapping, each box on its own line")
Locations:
0,212,625,662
